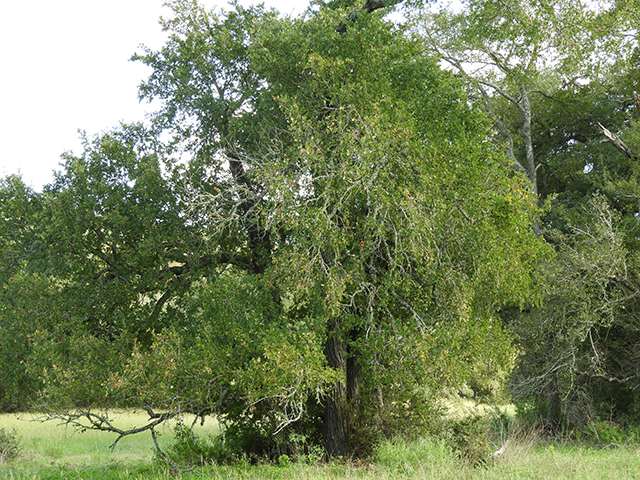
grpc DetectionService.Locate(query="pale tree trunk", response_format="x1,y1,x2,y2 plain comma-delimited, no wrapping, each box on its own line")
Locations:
521,87,537,197
520,87,541,237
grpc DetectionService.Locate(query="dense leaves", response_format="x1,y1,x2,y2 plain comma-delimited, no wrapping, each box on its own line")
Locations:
5,0,630,462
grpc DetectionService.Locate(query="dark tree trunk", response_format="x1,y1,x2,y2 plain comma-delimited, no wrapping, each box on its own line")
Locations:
346,327,362,408
336,0,405,34
346,354,361,403
546,372,561,431
324,320,349,458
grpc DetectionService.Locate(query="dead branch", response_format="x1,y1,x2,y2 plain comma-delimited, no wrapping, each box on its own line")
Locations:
42,408,175,451
598,123,639,160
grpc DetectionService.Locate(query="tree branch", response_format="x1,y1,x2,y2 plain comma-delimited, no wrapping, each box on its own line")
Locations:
336,0,405,34
43,408,174,451
598,123,639,160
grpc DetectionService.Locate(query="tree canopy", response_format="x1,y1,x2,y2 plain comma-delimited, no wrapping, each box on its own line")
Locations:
3,0,639,464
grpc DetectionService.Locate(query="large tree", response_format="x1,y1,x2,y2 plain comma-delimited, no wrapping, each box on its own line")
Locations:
121,1,547,457
4,0,549,461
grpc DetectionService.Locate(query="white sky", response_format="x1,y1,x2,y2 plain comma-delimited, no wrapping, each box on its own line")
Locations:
0,0,304,191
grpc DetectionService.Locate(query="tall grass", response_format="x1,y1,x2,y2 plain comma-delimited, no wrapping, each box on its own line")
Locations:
1,410,639,479
0,410,218,479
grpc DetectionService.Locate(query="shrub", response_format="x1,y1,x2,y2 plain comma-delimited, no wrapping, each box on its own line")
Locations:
445,413,492,466
578,419,640,446
0,428,21,464
154,421,217,468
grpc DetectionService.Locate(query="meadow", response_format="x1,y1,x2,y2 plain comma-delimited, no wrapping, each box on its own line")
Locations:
1,410,640,479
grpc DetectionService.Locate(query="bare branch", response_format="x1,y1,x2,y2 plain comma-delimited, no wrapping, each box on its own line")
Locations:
598,123,639,160
41,408,175,451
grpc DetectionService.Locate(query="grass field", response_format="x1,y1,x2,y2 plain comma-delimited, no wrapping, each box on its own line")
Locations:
1,410,640,479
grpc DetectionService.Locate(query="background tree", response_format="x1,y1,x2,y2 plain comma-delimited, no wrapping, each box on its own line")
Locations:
506,64,640,428
415,0,636,200
415,0,640,429
509,195,640,427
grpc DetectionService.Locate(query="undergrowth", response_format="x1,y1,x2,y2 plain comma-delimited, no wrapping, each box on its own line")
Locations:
0,427,21,464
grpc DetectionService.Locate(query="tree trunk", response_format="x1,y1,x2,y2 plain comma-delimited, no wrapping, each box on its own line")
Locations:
346,327,362,404
336,0,405,34
324,320,349,458
546,372,561,432
521,87,537,197
520,87,542,236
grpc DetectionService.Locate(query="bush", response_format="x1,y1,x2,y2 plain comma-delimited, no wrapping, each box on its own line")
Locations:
350,385,446,458
0,428,21,464
154,421,217,467
445,413,492,466
578,419,640,446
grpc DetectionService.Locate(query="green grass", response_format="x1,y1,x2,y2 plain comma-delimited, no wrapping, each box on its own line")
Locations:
0,411,217,479
1,411,640,479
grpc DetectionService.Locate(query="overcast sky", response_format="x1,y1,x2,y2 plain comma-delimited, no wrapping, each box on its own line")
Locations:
0,0,304,191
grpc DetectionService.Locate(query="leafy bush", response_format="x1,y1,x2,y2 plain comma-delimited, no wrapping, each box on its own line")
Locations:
0,428,21,464
158,418,326,468
350,385,445,458
155,421,217,467
578,420,640,446
445,414,492,466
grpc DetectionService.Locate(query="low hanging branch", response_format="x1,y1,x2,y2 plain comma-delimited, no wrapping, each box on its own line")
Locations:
43,407,175,451
598,122,639,160
40,407,198,474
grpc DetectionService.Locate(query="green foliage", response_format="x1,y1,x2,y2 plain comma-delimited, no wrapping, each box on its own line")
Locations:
0,175,44,283
253,0,546,395
105,273,337,460
0,0,551,461
41,124,205,344
157,421,215,467
446,414,492,466
0,428,21,464
0,272,46,411
578,419,640,446
509,193,640,427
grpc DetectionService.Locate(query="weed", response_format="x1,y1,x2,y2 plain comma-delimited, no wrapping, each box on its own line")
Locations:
156,421,216,467
0,427,21,464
